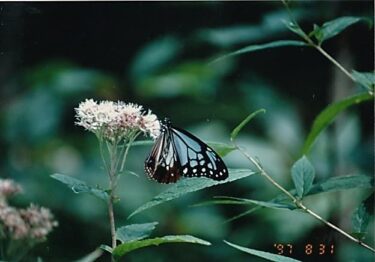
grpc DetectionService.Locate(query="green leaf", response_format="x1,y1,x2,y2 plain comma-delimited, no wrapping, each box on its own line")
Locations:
120,170,140,178
224,207,261,223
352,70,375,91
74,249,103,262
307,175,373,196
291,156,315,198
195,196,295,210
225,197,295,210
230,109,266,141
116,222,158,243
207,142,236,157
113,235,210,258
51,173,108,201
351,193,374,239
228,175,373,222
318,16,364,43
302,92,373,154
309,24,323,41
284,21,308,39
210,40,307,64
224,241,301,262
128,169,255,218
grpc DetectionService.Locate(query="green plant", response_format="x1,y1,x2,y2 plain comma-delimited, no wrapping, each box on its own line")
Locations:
0,179,58,261
51,99,253,261
198,1,374,260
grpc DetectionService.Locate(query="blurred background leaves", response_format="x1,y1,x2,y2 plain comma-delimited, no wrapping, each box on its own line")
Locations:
0,1,373,261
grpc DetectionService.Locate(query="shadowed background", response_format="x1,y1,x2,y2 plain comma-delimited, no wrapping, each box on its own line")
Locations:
0,1,373,261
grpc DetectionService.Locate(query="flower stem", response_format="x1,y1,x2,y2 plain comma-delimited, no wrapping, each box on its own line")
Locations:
234,144,375,253
107,185,117,250
106,142,118,261
119,132,141,173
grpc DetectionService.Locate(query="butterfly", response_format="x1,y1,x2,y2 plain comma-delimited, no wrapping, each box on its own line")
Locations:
145,118,228,184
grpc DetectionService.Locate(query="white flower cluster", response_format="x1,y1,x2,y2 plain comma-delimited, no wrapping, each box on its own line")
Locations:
20,204,58,240
0,179,22,198
0,179,58,240
75,99,161,140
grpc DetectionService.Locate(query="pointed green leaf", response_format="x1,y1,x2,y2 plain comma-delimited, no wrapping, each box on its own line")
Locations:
211,41,307,64
230,109,266,141
318,16,365,43
195,196,295,210
307,175,373,196
284,21,308,39
302,92,373,154
51,173,108,201
224,207,261,223
113,235,210,258
291,156,315,198
309,24,323,42
351,193,374,239
224,241,301,262
121,170,140,177
116,222,158,243
128,169,256,218
352,70,375,91
229,175,373,221
221,197,296,210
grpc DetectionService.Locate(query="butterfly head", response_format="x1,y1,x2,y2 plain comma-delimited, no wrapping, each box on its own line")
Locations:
160,117,172,132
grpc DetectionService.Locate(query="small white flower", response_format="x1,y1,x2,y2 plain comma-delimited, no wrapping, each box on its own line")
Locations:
21,204,58,240
140,111,161,139
75,99,161,141
0,179,23,198
119,103,143,130
0,203,29,239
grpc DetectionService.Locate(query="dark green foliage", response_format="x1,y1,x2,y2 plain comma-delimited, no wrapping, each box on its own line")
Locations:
0,2,373,261
51,173,109,201
302,92,373,154
352,193,374,240
291,156,315,198
116,222,158,243
113,235,210,258
224,241,302,262
129,169,255,218
311,17,367,44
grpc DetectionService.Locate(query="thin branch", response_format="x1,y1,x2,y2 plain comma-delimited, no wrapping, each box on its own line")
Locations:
315,45,356,82
282,0,357,84
233,143,375,253
119,132,141,174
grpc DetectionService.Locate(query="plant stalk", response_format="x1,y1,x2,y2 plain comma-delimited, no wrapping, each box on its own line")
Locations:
281,0,357,84
235,144,375,253
106,142,118,261
107,186,117,250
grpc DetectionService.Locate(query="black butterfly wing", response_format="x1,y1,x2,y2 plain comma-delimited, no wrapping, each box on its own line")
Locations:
170,126,228,181
144,128,182,184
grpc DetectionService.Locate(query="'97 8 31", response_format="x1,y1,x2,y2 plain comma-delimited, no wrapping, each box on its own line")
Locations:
273,243,335,256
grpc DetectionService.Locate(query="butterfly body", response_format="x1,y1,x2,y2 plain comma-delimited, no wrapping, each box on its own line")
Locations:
145,119,228,184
